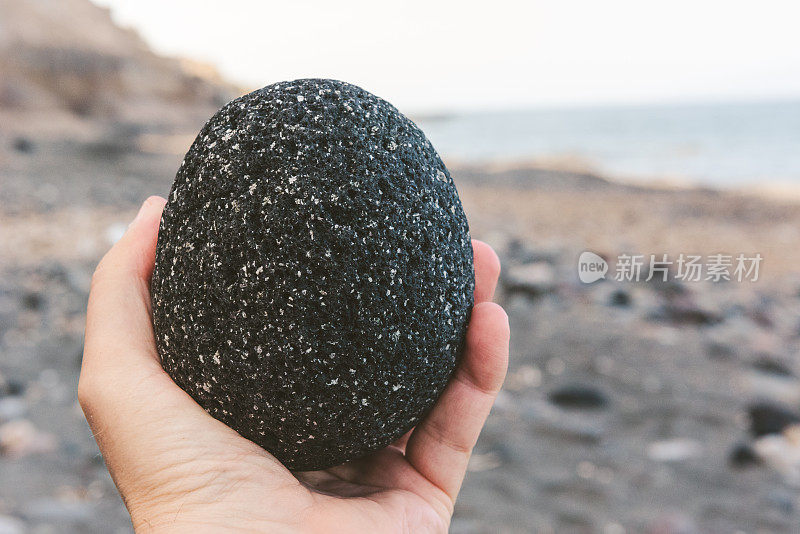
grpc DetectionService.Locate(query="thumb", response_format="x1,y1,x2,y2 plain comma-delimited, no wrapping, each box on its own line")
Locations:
82,196,166,379
79,196,291,512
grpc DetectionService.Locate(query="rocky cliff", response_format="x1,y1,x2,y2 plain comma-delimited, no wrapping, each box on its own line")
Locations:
0,0,239,134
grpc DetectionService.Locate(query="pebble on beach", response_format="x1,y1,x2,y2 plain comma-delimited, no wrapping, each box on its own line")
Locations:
151,79,474,470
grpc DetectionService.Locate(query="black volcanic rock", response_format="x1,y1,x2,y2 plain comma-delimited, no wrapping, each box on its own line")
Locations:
747,400,800,438
728,442,761,468
548,384,609,410
151,79,474,470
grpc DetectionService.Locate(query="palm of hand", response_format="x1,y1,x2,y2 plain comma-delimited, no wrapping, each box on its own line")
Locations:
79,197,509,534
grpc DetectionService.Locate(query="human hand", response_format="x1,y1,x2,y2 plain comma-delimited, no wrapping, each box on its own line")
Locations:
79,196,510,533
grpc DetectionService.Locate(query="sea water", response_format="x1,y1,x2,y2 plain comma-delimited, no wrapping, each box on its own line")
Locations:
416,99,800,188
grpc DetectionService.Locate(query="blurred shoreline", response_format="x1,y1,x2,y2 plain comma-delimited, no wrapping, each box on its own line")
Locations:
449,159,800,204
416,99,800,190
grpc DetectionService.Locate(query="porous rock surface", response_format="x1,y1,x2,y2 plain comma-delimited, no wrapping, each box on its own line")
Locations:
151,79,474,470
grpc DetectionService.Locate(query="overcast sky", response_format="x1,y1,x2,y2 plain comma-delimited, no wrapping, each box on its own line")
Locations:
93,0,800,113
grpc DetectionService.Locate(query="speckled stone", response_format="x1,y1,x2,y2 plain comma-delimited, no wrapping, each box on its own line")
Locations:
151,79,474,470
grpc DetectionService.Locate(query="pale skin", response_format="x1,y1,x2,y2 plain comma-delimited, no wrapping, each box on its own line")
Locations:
79,196,510,533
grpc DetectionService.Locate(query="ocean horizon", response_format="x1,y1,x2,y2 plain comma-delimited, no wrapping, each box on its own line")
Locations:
415,98,800,188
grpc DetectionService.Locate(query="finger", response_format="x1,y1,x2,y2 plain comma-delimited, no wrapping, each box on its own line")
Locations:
472,240,500,304
390,429,413,453
404,302,509,505
335,243,499,466
79,195,227,425
82,195,166,380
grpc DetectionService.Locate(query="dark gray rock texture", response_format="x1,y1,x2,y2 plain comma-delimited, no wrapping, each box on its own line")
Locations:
151,78,474,470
